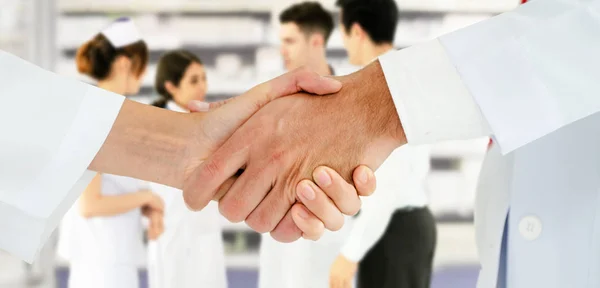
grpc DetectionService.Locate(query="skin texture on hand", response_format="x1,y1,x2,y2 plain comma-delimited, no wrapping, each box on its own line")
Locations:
185,61,406,242
329,255,358,288
187,72,379,241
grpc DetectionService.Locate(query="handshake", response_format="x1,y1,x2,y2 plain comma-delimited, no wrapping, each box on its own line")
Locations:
101,61,407,242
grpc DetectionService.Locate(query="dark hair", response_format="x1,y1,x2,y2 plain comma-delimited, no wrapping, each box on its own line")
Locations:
279,2,334,43
76,34,148,81
336,0,399,44
152,50,203,108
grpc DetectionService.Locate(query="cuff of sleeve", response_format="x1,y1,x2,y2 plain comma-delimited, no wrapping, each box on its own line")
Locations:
378,40,491,145
0,86,124,262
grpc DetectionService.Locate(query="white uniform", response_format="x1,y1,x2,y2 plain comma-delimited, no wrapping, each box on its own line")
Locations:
259,217,354,288
147,101,227,288
66,174,147,288
378,1,600,286
2,3,600,287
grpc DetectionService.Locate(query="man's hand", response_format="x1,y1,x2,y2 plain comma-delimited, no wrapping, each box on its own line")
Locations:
329,255,358,288
185,61,406,240
186,70,378,241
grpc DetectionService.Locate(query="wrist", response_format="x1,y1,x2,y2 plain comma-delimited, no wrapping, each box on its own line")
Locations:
92,100,196,189
343,61,407,148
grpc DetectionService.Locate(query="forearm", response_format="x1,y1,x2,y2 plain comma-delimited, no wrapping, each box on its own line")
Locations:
89,100,199,189
80,191,149,218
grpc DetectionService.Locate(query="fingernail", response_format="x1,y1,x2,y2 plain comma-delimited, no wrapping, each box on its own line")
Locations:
297,206,310,219
298,182,316,201
189,100,210,112
358,167,369,184
315,169,332,187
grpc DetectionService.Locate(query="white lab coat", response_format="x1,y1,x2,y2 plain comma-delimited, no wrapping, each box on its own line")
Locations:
0,51,123,262
147,101,227,288
66,174,147,288
378,1,600,287
258,216,354,288
3,2,600,287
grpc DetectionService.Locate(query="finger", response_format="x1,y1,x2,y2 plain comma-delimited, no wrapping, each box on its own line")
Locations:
290,203,325,241
189,68,341,114
245,178,294,233
296,180,344,231
269,209,302,243
183,136,249,211
190,68,341,137
353,165,376,197
219,165,275,224
213,175,238,201
313,166,361,216
188,98,234,112
269,66,342,97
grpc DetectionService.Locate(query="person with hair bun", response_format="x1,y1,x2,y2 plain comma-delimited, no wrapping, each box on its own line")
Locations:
60,18,165,288
147,50,227,288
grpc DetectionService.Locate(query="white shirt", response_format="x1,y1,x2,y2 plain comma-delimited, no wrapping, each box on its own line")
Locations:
340,144,429,262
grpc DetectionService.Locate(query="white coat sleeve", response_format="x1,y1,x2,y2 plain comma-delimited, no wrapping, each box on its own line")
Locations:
379,0,600,154
0,51,124,262
339,146,430,262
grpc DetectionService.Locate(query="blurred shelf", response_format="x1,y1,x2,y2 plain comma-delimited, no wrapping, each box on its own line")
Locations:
60,45,261,66
59,1,273,14
398,0,519,14
60,0,518,15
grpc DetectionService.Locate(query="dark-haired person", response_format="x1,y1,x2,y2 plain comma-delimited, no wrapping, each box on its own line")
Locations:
57,18,166,288
328,1,436,288
147,50,227,288
259,4,345,288
279,1,334,76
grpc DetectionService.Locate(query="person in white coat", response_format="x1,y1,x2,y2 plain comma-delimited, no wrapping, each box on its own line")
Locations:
7,3,600,288
329,2,436,287
148,50,227,288
259,4,350,288
196,0,600,287
57,18,166,288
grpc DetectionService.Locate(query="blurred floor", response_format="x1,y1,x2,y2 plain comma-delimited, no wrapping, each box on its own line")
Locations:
0,223,479,288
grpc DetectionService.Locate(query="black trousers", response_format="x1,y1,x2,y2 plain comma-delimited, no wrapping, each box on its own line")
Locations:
357,207,437,288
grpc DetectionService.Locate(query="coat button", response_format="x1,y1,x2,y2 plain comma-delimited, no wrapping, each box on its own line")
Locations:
518,215,542,240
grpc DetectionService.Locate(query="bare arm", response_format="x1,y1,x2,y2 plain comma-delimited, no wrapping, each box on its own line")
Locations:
79,173,163,218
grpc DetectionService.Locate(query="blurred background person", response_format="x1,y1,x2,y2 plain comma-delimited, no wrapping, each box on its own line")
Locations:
59,18,166,288
278,1,334,76
148,50,228,288
258,3,355,288
328,1,437,288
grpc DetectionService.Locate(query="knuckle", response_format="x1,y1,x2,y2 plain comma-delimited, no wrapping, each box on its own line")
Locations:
218,199,246,223
202,159,225,180
246,211,277,234
328,216,345,232
182,190,203,211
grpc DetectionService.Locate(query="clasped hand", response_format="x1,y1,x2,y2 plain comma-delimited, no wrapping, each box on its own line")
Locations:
179,64,401,241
